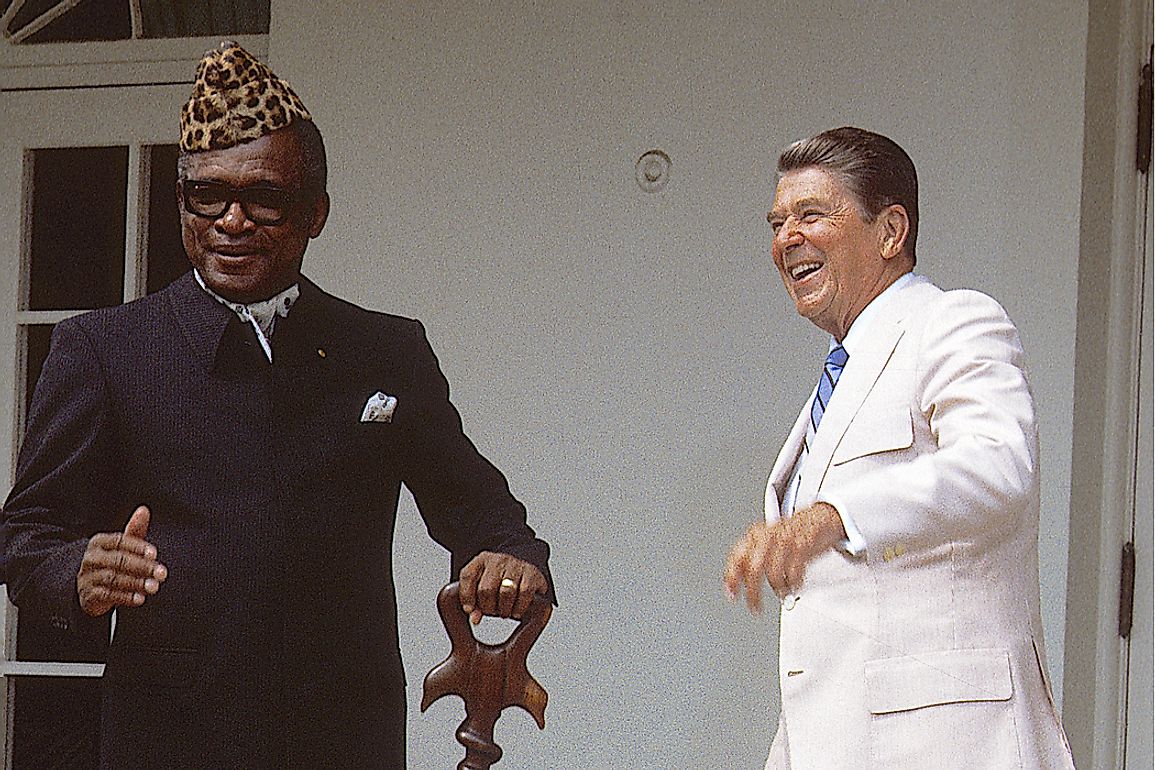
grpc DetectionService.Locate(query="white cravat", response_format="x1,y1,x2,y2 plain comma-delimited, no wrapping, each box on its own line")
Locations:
193,270,299,362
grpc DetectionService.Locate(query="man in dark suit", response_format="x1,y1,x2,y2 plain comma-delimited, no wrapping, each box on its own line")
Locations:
0,43,552,769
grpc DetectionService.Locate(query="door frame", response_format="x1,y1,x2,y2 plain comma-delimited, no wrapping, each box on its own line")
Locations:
1,23,269,761
1063,0,1153,767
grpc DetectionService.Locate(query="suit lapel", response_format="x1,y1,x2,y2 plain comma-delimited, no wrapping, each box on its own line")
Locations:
764,398,811,522
797,279,934,504
269,277,389,429
271,278,329,373
268,278,355,425
166,271,234,372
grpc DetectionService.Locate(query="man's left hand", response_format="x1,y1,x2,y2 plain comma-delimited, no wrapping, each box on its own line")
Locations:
723,502,846,613
458,552,548,625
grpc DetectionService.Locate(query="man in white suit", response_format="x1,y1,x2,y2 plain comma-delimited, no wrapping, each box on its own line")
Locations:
724,127,1075,769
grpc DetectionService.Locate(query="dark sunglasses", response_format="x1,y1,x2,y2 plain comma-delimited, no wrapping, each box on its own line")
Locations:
180,180,313,226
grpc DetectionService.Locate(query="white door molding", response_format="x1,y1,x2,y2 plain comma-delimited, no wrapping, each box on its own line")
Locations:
1063,0,1153,767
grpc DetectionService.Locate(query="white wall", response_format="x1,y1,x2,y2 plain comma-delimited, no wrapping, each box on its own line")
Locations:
271,2,1087,766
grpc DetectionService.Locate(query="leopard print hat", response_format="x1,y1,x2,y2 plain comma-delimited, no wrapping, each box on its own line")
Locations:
180,41,312,152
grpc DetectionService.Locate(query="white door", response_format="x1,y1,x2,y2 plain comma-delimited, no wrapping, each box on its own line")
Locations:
1,6,269,763
1124,140,1153,770
0,81,191,768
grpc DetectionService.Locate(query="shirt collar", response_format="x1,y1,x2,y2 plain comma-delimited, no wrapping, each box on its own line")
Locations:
192,269,300,339
836,271,918,356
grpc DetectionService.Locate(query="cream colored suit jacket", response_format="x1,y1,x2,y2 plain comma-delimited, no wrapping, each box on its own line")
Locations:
763,276,1075,770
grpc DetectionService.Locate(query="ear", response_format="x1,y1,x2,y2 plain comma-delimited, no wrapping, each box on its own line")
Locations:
307,192,330,239
878,204,910,260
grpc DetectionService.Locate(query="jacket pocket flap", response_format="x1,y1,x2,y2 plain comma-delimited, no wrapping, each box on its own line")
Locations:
866,648,1013,714
832,405,913,465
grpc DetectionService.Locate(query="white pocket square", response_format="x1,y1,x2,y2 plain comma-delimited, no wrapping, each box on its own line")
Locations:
360,391,398,423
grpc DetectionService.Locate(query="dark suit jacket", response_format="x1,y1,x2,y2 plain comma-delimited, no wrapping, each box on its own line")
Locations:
0,271,553,769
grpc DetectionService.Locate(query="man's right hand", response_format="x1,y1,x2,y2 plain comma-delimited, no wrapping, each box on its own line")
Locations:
77,505,167,617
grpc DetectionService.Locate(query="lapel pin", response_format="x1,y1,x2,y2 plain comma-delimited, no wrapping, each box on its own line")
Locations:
317,348,326,358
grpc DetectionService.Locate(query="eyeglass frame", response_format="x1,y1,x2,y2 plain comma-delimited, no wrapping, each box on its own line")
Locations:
178,179,320,226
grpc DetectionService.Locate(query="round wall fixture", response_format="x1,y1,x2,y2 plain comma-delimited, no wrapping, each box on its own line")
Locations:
635,149,671,193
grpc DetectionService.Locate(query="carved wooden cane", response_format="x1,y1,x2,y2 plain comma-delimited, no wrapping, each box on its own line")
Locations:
421,581,552,770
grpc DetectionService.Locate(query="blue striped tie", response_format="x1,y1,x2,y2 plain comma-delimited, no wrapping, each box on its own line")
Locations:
792,343,849,513
809,344,849,439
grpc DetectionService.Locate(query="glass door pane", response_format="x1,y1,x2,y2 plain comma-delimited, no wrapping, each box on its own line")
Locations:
11,677,100,769
145,143,188,294
26,146,128,311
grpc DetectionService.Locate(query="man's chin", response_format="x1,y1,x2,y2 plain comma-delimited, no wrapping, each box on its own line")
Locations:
793,295,836,333
202,272,264,303
791,293,823,320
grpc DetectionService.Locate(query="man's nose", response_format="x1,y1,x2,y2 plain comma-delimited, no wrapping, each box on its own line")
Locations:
773,219,804,253
215,201,253,233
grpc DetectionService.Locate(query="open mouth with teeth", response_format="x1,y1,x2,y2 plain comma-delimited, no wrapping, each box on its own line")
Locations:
789,262,823,281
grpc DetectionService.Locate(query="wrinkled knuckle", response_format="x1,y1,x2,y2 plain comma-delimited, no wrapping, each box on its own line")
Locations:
115,573,141,591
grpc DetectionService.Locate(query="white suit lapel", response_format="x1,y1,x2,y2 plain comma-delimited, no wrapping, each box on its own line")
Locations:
796,279,931,505
764,400,812,523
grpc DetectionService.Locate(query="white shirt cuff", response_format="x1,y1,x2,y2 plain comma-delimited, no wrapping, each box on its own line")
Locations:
819,494,867,556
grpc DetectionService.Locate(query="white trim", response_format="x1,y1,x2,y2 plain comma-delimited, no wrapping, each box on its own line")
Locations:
0,84,189,147
15,310,84,325
15,151,29,315
5,0,85,45
0,590,13,768
0,0,24,31
128,0,143,40
1064,0,1152,768
0,661,104,678
1097,10,1151,762
3,148,29,472
0,34,268,90
124,144,144,300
